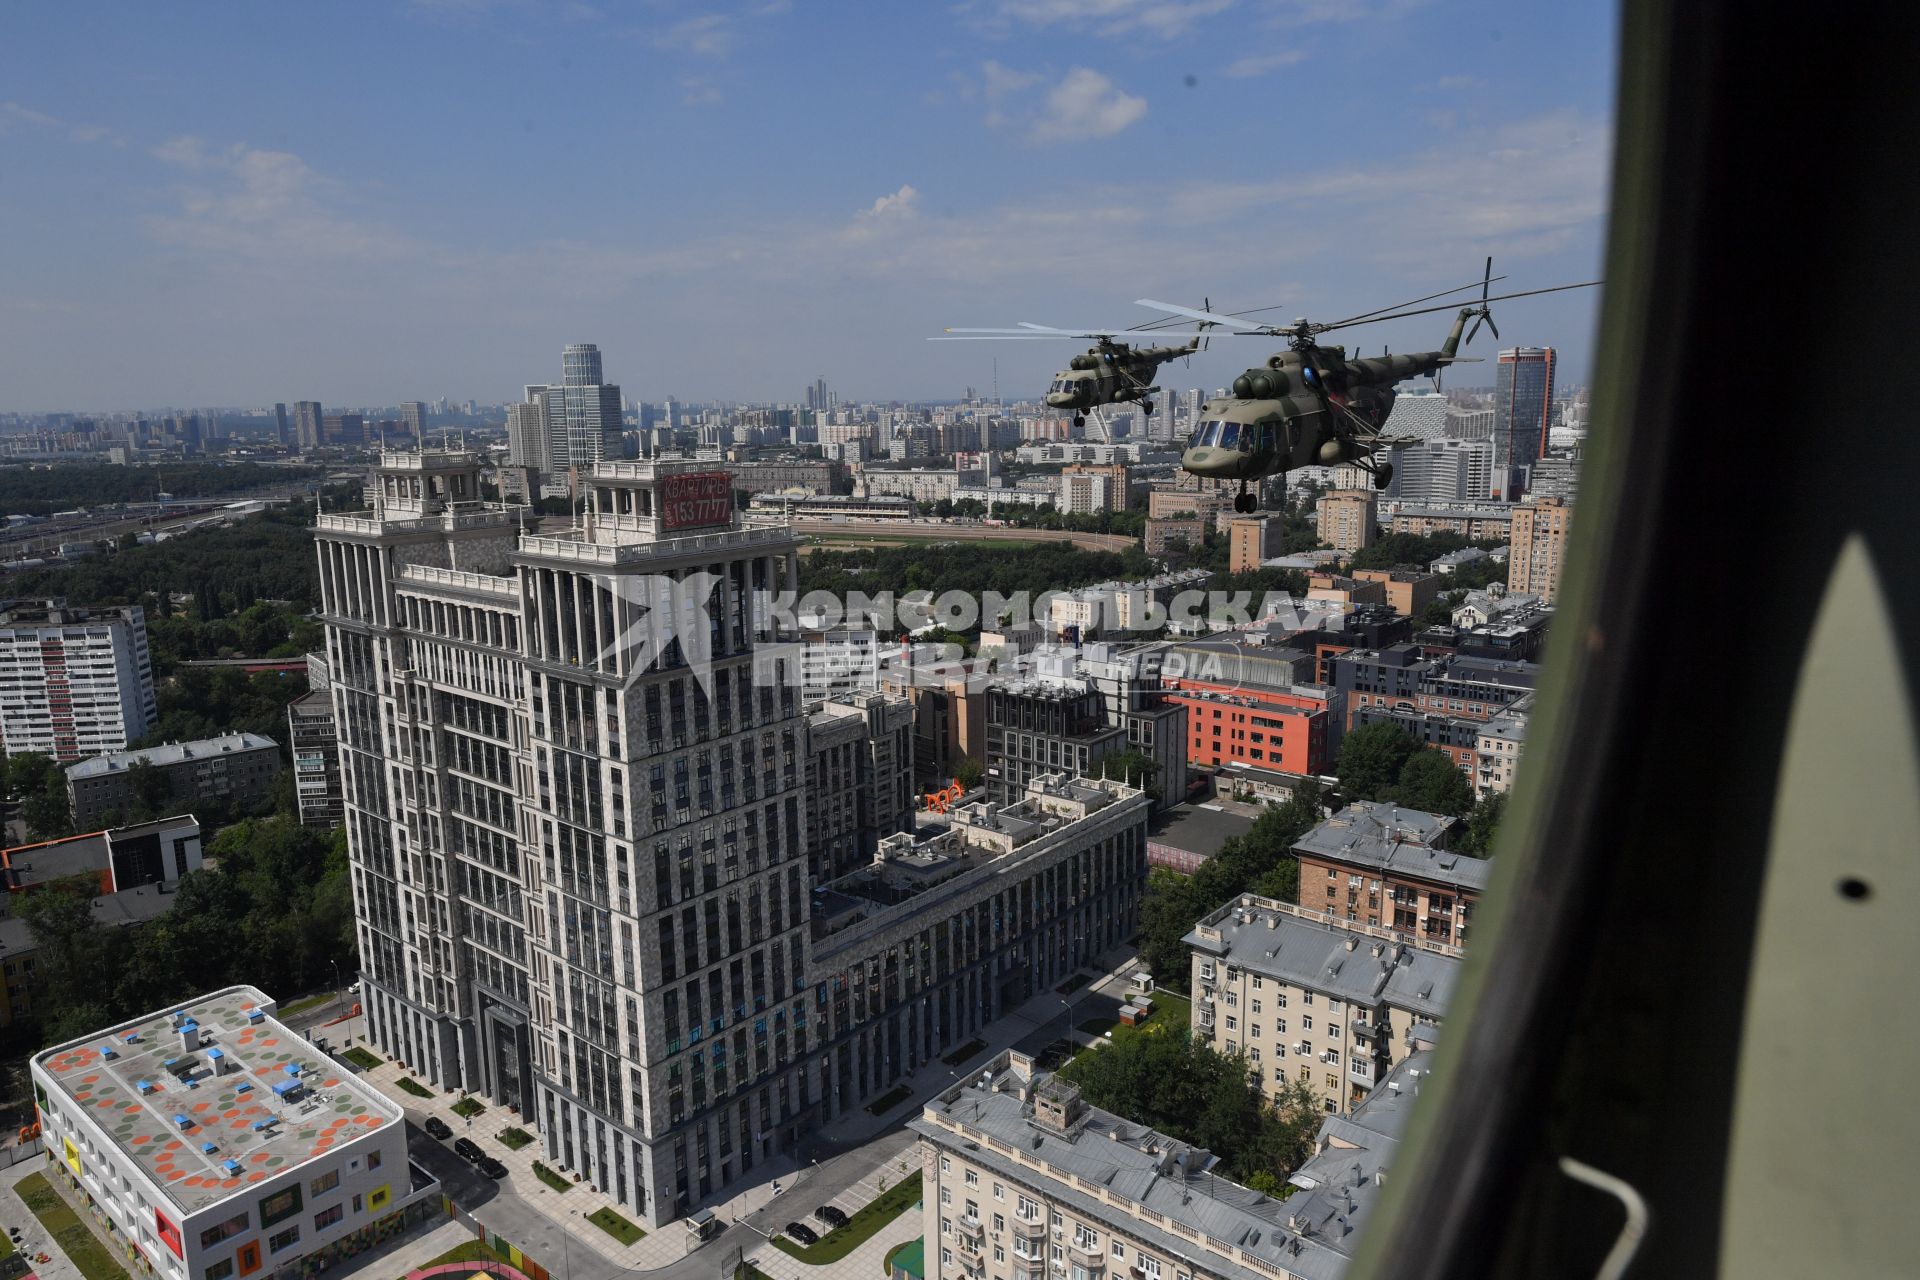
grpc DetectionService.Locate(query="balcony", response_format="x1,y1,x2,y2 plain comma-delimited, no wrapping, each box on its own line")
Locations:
956,1215,985,1243
1012,1218,1048,1244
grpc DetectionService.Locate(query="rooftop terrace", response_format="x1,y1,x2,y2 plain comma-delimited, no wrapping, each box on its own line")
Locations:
35,985,400,1214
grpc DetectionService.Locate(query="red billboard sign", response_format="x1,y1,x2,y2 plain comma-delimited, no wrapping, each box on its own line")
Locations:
659,471,733,531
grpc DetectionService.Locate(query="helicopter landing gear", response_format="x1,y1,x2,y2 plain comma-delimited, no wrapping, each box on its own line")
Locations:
1073,413,1085,429
1142,401,1154,415
1372,462,1394,492
1234,484,1257,513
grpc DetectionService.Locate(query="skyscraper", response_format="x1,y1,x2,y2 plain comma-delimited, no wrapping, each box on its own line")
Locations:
314,453,1149,1228
273,402,289,447
538,343,624,477
1492,347,1556,499
1508,494,1573,603
401,400,427,440
0,600,157,761
293,400,324,451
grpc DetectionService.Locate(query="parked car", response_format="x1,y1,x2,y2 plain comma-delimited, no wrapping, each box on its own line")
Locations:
785,1223,819,1246
476,1157,508,1179
453,1137,485,1163
422,1117,452,1140
816,1205,849,1229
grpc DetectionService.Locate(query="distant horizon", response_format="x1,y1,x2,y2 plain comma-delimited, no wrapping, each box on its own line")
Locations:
3,3,1613,410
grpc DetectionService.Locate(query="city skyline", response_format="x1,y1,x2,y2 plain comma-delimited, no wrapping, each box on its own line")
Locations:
2,2,1614,411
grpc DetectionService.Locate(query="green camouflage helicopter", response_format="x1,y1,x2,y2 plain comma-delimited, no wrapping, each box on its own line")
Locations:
933,312,1210,427
1131,262,1600,511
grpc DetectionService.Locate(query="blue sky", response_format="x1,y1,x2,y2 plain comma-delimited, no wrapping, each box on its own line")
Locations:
0,0,1616,411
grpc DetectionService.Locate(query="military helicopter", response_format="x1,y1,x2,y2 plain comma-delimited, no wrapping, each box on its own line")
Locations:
1120,261,1601,510
933,311,1213,428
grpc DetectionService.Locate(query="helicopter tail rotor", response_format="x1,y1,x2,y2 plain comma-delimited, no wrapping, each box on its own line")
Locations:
1464,255,1502,345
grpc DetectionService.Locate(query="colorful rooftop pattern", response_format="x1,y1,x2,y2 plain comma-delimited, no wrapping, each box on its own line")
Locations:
35,985,400,1214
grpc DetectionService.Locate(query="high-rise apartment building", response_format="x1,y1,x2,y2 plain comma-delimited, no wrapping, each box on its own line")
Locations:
273,402,289,447
0,600,156,761
506,398,548,473
1508,495,1573,603
322,413,365,447
314,452,1150,1228
1316,489,1377,553
293,401,324,451
1492,347,1556,498
525,344,624,484
1388,438,1494,504
1228,515,1285,572
401,400,428,439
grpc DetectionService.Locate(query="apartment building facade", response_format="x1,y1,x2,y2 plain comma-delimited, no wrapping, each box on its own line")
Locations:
805,692,916,882
1507,494,1573,603
0,599,157,761
913,1052,1370,1280
1185,895,1457,1115
1292,802,1491,945
66,732,281,829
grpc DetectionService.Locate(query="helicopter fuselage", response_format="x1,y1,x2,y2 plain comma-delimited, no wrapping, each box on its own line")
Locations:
1180,307,1472,490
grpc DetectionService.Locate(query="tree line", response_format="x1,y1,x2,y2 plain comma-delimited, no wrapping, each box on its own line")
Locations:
798,541,1158,606
0,462,319,518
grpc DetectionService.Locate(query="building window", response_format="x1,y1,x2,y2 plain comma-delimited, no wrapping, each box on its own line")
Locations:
199,1215,248,1249
267,1227,300,1255
257,1186,302,1228
367,1150,382,1170
309,1170,339,1197
313,1205,343,1232
205,1261,235,1280
965,1170,979,1187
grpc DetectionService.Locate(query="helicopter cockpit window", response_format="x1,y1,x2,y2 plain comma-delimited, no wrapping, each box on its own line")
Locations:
1217,422,1241,449
1195,422,1222,448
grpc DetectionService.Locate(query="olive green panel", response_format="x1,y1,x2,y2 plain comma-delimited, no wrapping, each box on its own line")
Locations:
1719,535,1920,1278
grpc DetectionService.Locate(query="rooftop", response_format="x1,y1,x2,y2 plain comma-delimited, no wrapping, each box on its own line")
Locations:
1294,803,1492,893
0,815,199,891
33,985,401,1214
913,1052,1369,1280
67,733,279,780
1290,1049,1436,1194
0,880,178,959
0,599,141,627
1186,897,1461,1017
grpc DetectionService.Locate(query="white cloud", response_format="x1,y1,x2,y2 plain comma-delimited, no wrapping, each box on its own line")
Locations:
1166,110,1610,262
1030,68,1147,143
145,136,419,265
656,12,733,56
859,185,920,220
1222,50,1306,78
680,76,725,106
977,0,1236,37
1,101,117,145
1256,0,1428,24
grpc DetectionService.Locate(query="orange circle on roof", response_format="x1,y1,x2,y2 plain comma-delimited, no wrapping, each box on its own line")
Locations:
222,1178,240,1189
247,1173,265,1183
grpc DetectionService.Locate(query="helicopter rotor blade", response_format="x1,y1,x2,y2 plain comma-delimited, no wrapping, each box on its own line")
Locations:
1133,299,1268,331
1313,273,1512,330
1482,255,1494,301
1465,316,1483,345
1486,315,1501,342
1312,279,1603,334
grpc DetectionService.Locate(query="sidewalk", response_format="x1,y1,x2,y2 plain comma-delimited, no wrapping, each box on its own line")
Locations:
3,1158,87,1280
335,944,1144,1277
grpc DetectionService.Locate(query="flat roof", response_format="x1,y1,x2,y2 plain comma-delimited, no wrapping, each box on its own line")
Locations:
68,734,279,780
1294,803,1492,893
34,985,401,1214
1185,900,1459,1019
1147,803,1255,858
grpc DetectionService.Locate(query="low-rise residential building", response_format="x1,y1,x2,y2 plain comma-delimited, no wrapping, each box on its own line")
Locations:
1306,573,1387,609
914,1050,1374,1280
1186,895,1458,1114
1351,568,1441,619
1293,802,1491,944
30,986,435,1280
1388,505,1514,541
1287,1039,1440,1200
1146,486,1229,520
66,733,281,829
1228,517,1284,573
815,776,1149,1110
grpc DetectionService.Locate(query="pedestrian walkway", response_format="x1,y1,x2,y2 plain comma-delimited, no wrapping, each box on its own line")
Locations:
745,1207,921,1280
3,1158,85,1280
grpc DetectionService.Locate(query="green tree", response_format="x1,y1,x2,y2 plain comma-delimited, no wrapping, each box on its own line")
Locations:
1096,748,1161,800
1336,722,1420,802
1393,749,1474,817
953,757,986,790
1454,792,1508,856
